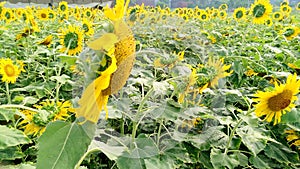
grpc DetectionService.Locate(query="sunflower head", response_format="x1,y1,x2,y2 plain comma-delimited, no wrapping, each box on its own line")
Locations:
199,11,209,21
281,26,299,40
39,35,53,46
37,8,49,21
272,11,283,21
82,18,94,36
0,58,25,84
296,2,300,11
253,74,300,125
250,0,273,24
58,1,68,13
219,4,228,11
59,25,84,55
233,7,246,21
264,17,273,27
280,4,292,14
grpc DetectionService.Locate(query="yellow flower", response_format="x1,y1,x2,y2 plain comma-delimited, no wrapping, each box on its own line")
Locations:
207,57,232,87
264,16,273,27
245,68,258,77
272,11,283,21
58,1,68,13
19,100,74,136
178,68,198,103
59,25,84,55
233,7,247,21
219,4,228,11
0,58,24,84
280,4,292,14
253,74,300,125
36,8,49,21
281,26,299,40
219,10,227,20
285,129,300,150
16,28,34,40
104,0,130,21
250,0,273,24
39,35,52,46
296,2,300,11
198,11,209,21
81,18,94,36
77,0,135,123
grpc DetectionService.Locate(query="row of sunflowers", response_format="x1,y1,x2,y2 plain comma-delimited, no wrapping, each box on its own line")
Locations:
0,0,300,168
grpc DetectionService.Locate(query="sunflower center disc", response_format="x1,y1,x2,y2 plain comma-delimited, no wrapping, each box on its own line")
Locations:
4,64,15,77
41,13,47,18
253,4,266,18
236,11,243,19
268,90,292,111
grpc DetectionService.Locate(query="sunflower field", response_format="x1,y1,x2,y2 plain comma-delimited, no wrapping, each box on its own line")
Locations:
0,0,300,168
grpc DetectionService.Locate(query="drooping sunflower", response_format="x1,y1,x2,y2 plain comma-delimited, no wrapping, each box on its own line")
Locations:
285,129,300,150
36,8,49,21
250,0,273,24
39,35,53,46
0,58,25,84
19,100,74,136
281,26,299,40
196,57,232,89
272,11,283,21
178,68,198,104
58,1,68,13
253,74,300,125
233,7,247,21
81,18,94,36
76,0,136,123
59,25,84,55
16,27,34,40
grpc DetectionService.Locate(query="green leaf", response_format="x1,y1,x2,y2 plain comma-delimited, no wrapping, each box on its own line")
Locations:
144,156,174,169
0,125,31,149
117,156,145,169
249,155,270,169
0,146,24,160
0,163,35,169
190,126,228,150
264,142,299,164
50,74,73,85
236,125,268,155
59,55,77,65
210,148,239,169
281,109,300,123
36,121,96,169
87,140,126,160
0,109,17,122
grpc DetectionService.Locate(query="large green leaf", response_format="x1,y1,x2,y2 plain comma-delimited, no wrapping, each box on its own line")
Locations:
36,120,96,169
0,125,31,149
264,142,299,164
144,156,174,169
210,148,239,169
249,155,270,169
0,146,24,160
236,125,268,155
189,126,228,150
0,109,19,122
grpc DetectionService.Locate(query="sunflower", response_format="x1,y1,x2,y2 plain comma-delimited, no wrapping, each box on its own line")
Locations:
253,74,300,125
272,11,283,21
285,129,300,150
205,57,232,87
19,100,74,136
36,8,49,21
280,4,292,14
199,11,209,21
84,8,93,18
48,9,56,20
16,27,34,40
76,0,136,123
81,18,94,36
39,35,53,46
219,4,228,11
59,25,84,55
219,10,227,20
264,16,273,27
58,1,68,13
280,0,289,6
296,2,300,11
250,0,273,24
233,7,247,21
281,26,299,40
0,58,24,84
1,8,14,23
178,68,198,104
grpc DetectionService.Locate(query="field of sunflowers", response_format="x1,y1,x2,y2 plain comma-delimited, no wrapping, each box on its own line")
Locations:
0,0,300,168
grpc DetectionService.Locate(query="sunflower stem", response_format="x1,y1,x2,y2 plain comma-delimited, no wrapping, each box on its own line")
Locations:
5,82,11,104
0,104,40,113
